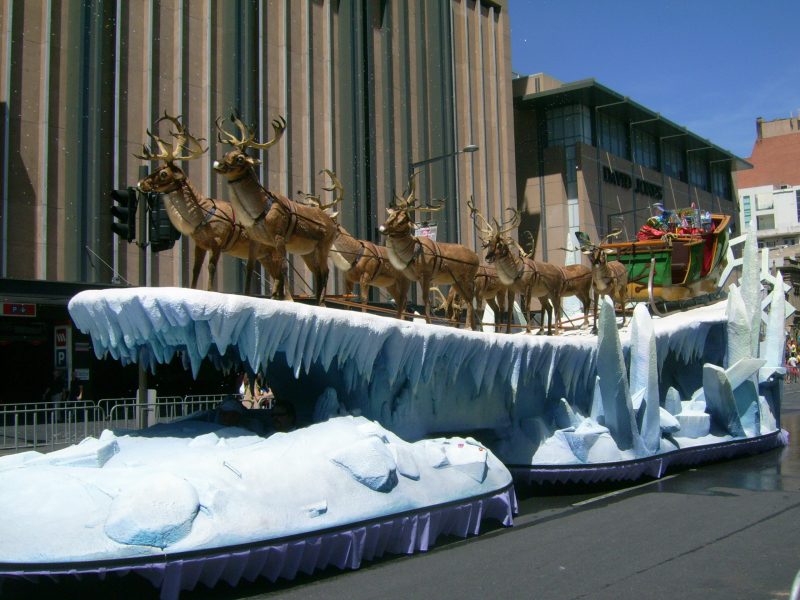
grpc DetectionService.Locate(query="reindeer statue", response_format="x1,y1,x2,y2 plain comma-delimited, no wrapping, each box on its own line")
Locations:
438,265,513,332
519,231,593,331
305,171,411,319
135,113,283,295
470,201,564,335
212,114,341,304
378,174,480,330
575,230,629,334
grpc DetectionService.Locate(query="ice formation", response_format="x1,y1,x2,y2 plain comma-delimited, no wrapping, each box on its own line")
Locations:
66,280,783,470
61,227,790,472
0,416,511,563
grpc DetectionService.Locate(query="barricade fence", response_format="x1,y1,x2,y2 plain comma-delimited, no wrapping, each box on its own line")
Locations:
0,393,241,454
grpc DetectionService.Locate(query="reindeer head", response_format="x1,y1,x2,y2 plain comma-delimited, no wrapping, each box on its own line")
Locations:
212,113,286,181
136,112,207,193
379,173,419,237
379,173,446,238
469,199,520,264
576,229,621,266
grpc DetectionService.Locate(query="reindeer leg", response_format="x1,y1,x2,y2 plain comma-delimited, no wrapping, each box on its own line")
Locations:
591,288,599,335
359,272,370,312
244,241,258,296
273,238,292,301
422,277,433,324
191,246,207,289
317,259,330,306
394,278,410,320
207,249,222,292
504,290,513,334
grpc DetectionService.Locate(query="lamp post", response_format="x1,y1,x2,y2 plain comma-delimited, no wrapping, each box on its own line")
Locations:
407,144,479,244
407,143,479,182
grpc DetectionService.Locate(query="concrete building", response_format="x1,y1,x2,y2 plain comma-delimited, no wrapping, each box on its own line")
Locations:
736,116,800,251
512,74,750,268
735,115,800,326
0,1,515,402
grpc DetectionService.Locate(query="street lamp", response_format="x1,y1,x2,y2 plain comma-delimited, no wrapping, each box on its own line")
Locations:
408,144,479,181
406,143,479,244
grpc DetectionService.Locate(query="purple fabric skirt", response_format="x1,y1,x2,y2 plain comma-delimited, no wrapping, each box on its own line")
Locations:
511,429,789,485
0,484,517,600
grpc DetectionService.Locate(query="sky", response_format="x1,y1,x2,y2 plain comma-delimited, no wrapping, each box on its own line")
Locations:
507,0,800,159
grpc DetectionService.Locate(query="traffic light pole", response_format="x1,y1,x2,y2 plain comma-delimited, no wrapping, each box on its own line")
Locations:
137,165,149,428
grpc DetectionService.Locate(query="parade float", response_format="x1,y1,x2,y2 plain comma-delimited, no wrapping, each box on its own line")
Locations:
0,110,788,598
0,223,789,599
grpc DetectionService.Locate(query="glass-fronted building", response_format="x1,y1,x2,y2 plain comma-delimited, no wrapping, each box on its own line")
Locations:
512,75,751,266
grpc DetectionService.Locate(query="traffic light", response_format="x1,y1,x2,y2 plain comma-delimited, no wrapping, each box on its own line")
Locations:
145,192,181,252
110,187,138,242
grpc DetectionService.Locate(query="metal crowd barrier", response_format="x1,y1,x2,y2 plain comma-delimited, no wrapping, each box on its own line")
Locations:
0,393,240,454
0,400,105,454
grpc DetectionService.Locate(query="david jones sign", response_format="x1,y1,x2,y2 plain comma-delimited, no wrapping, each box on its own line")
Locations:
602,166,663,200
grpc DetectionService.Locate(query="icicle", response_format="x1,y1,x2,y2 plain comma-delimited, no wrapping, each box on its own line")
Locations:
629,304,660,454
596,296,639,451
726,285,751,368
761,270,786,369
741,222,762,357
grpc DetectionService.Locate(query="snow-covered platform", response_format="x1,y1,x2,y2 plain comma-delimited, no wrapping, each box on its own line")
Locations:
65,283,787,474
0,417,515,599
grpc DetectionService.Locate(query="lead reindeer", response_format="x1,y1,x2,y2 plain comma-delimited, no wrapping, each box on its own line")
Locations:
378,175,480,330
135,113,283,295
470,201,564,335
575,230,629,334
306,171,411,319
213,114,340,304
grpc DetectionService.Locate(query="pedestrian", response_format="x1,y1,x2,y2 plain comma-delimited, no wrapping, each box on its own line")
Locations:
43,369,67,422
69,370,84,403
789,355,799,384
238,372,257,409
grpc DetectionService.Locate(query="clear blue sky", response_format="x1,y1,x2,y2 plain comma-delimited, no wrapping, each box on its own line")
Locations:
508,0,800,159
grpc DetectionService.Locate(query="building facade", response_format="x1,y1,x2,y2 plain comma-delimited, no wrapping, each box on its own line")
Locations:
735,115,800,326
0,0,515,402
512,75,749,268
736,116,800,251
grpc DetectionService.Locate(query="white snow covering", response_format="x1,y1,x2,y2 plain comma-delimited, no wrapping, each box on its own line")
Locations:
65,280,785,469
0,416,510,563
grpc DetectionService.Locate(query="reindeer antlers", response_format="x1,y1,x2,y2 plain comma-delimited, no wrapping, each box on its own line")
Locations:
216,112,286,152
468,197,496,240
297,169,344,219
135,111,207,163
392,172,418,209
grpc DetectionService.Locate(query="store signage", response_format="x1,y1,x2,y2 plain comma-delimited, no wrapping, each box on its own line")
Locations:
415,224,437,241
602,166,663,200
54,324,71,370
2,303,36,317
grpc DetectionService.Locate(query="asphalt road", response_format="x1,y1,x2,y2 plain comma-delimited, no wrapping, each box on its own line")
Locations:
5,385,800,600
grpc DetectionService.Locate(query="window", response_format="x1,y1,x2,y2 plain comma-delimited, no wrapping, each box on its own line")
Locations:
743,195,751,225
756,194,773,210
688,153,708,189
784,238,796,246
663,140,685,181
632,128,658,170
546,104,592,199
597,112,628,158
796,190,800,223
757,214,775,230
710,163,732,200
